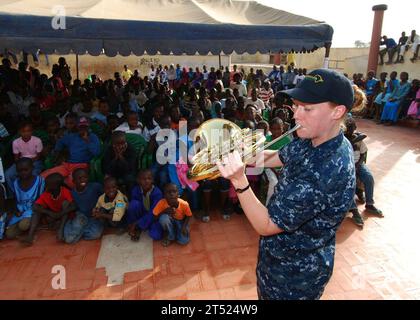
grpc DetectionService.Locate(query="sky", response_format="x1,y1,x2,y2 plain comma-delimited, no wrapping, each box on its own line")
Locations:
257,0,419,47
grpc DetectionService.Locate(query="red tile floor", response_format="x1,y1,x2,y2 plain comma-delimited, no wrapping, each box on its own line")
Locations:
1,119,420,300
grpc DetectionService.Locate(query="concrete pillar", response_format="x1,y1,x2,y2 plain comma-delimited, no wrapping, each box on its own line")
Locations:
367,4,388,75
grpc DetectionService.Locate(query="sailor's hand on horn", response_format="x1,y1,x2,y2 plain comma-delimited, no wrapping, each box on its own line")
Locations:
216,150,248,189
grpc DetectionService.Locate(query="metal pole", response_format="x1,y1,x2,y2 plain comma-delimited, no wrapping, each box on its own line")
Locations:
76,53,79,80
218,53,222,69
323,42,332,69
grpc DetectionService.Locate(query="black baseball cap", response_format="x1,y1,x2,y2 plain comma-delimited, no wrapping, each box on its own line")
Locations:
281,69,354,110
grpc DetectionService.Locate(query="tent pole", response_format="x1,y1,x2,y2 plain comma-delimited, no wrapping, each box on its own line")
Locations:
76,53,79,80
323,42,332,69
218,53,222,69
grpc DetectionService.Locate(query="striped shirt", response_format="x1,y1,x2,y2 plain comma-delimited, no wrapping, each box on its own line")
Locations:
259,88,274,104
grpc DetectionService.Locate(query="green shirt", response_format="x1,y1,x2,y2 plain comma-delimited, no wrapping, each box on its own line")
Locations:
265,134,293,151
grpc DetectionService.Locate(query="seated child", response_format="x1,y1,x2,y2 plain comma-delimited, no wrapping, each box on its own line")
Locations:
153,183,191,247
24,173,76,245
5,121,43,194
41,117,101,188
150,115,172,190
5,158,45,239
127,169,163,241
114,111,143,135
256,120,269,136
91,99,110,126
102,131,137,194
92,176,128,231
63,168,104,244
62,112,79,134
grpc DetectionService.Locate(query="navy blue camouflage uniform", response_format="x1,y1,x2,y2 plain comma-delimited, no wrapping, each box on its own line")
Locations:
259,131,356,300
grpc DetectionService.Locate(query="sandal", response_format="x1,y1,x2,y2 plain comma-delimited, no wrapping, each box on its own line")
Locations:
161,238,170,247
365,205,384,217
130,229,141,242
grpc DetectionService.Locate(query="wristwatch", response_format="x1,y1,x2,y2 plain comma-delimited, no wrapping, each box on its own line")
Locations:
235,184,250,194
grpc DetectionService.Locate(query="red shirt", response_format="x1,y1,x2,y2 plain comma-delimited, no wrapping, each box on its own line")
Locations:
35,187,73,213
38,95,56,110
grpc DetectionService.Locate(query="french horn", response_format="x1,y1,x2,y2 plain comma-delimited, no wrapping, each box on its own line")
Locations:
187,118,301,181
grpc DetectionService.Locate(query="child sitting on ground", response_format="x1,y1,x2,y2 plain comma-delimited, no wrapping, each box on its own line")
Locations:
63,168,104,244
92,176,128,231
127,169,163,241
5,158,45,239
25,173,76,245
153,183,191,247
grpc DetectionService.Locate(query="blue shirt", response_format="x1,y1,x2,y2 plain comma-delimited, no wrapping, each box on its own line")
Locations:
390,81,411,103
90,112,108,125
258,131,356,300
131,185,163,215
71,182,103,217
383,38,397,49
268,70,279,81
386,79,399,94
9,176,45,226
55,132,101,164
365,78,378,96
176,68,182,80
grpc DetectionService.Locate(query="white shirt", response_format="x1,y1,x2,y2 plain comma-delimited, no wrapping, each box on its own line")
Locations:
167,68,177,81
353,141,368,163
159,70,168,83
72,103,97,118
230,82,248,97
7,92,35,117
130,91,148,107
246,97,265,112
293,74,306,86
148,69,156,80
114,122,143,136
142,118,160,142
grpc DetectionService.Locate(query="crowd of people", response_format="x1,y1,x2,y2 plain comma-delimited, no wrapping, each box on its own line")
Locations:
0,56,390,245
348,70,420,124
378,29,420,64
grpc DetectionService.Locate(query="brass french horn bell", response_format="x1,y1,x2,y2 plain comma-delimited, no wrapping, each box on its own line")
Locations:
187,119,301,181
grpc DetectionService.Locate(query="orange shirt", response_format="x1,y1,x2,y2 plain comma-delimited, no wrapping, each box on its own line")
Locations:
170,118,187,130
153,198,192,221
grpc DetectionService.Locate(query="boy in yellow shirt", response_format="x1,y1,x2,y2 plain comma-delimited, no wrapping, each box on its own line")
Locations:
153,183,192,247
93,177,128,231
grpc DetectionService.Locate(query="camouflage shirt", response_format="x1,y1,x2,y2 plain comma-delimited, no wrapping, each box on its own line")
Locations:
259,131,355,300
